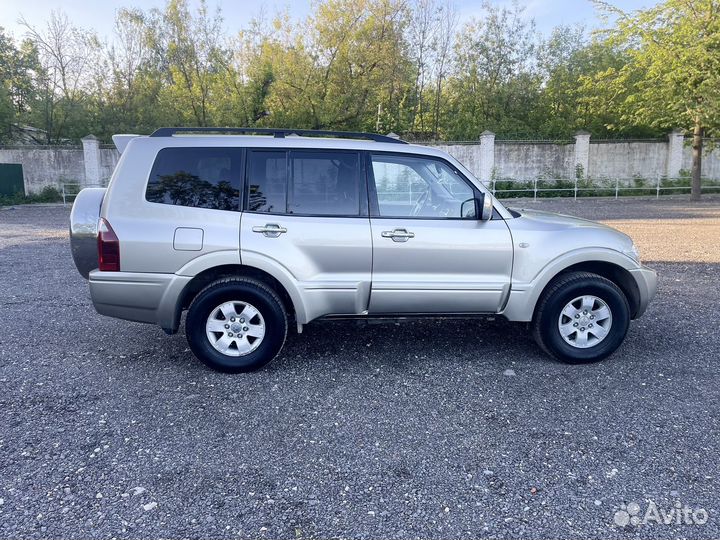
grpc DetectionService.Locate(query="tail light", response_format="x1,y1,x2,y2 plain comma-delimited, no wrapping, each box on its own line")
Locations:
97,218,120,271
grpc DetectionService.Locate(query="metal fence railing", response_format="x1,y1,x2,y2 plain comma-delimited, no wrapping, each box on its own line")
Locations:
61,180,109,205
378,178,720,204
59,178,719,207
487,177,720,201
61,183,81,205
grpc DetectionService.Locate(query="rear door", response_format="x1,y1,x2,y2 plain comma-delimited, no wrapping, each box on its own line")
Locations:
367,152,513,314
240,149,372,322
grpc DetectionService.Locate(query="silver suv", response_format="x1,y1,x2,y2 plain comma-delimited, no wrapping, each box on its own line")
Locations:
70,128,657,373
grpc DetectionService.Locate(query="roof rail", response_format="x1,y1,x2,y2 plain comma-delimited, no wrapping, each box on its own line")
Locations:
149,127,407,144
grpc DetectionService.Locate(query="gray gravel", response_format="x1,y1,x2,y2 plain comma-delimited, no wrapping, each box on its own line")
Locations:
1,197,719,539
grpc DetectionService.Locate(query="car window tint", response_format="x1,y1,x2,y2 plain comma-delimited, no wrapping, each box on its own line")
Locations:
146,147,241,211
289,151,360,216
371,155,473,218
247,151,287,213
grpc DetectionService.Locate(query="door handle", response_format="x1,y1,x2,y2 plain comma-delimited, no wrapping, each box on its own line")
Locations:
252,223,287,238
381,228,415,242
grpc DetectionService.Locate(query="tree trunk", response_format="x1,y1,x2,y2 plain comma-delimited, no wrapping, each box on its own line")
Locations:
691,121,703,201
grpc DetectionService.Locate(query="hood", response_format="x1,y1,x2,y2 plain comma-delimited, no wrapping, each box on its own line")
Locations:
508,207,616,231
505,207,636,256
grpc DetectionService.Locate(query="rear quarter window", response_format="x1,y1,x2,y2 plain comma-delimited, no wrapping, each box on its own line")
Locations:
146,147,242,210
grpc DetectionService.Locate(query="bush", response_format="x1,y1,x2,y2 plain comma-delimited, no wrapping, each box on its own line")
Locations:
35,186,63,202
0,186,63,206
492,178,578,198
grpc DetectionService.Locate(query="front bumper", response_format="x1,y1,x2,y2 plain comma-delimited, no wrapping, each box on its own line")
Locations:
629,265,658,319
88,270,190,332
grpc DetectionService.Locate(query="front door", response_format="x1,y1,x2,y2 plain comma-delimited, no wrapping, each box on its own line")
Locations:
368,153,513,314
240,149,372,322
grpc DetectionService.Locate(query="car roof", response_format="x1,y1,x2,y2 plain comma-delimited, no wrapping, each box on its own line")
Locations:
125,133,449,159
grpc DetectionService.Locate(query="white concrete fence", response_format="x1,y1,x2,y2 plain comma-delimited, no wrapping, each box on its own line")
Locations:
431,129,720,198
1,129,719,197
0,135,119,196
432,129,717,181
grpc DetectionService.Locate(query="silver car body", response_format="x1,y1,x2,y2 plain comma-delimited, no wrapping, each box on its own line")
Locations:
71,134,657,333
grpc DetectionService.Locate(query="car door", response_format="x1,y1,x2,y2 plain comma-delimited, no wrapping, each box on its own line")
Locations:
367,152,513,314
240,148,372,322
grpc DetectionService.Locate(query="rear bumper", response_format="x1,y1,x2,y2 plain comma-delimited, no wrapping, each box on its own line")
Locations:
88,270,190,332
629,265,658,319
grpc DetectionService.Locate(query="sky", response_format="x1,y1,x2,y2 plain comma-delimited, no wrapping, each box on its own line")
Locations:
2,0,661,41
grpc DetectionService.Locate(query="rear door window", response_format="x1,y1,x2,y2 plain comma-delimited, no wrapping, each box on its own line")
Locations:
289,151,360,216
246,149,362,216
246,151,288,214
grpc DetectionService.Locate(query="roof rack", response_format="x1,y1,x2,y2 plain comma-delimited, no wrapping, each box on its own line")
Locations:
149,127,407,144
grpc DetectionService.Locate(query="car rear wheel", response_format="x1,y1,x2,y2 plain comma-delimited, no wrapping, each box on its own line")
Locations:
531,272,630,364
186,277,287,373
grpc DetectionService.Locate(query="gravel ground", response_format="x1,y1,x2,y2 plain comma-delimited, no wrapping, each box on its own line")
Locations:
1,196,719,539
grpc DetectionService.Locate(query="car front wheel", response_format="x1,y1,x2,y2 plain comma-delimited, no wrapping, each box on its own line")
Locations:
531,272,630,364
186,277,288,373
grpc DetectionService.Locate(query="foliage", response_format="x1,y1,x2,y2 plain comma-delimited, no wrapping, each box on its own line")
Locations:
583,0,720,134
535,27,656,138
581,0,720,198
444,1,540,140
0,0,717,151
0,185,62,206
0,27,41,143
254,0,413,132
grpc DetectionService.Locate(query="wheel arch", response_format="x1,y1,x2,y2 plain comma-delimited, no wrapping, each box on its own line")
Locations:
501,250,643,322
550,261,641,319
170,264,300,333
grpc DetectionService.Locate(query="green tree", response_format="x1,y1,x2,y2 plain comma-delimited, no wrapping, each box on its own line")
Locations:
211,16,274,127
0,29,19,141
534,27,653,139
536,26,592,138
406,0,457,138
444,1,541,140
98,9,161,136
147,0,228,127
0,28,42,142
21,11,100,142
584,0,720,199
259,0,413,132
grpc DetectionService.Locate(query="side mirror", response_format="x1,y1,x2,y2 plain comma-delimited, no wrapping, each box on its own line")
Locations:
480,193,493,221
461,194,493,221
461,198,478,219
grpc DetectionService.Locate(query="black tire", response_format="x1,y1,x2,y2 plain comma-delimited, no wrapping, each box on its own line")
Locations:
531,271,630,364
185,277,287,373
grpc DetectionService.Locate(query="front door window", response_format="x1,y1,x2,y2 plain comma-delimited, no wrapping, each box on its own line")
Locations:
371,155,474,218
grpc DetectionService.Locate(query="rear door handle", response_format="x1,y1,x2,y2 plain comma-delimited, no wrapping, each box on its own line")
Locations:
252,223,287,238
381,228,415,242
